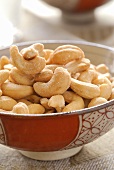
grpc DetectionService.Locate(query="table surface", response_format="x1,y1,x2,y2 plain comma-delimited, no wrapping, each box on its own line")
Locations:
0,0,114,169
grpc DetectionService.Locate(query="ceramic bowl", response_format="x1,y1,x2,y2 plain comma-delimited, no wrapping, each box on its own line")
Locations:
0,40,114,161
42,0,110,22
43,0,109,12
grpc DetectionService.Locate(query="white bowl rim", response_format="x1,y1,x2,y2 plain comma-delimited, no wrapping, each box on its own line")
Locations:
0,40,114,117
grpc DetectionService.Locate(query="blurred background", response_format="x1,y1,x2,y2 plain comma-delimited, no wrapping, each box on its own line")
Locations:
0,0,114,47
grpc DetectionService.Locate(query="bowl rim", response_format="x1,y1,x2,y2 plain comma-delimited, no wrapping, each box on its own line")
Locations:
0,40,114,117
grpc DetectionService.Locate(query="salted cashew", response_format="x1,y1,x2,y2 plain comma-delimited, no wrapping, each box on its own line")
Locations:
48,44,85,65
48,95,65,112
8,75,15,83
4,63,14,71
65,58,90,75
28,104,45,114
89,64,96,70
20,46,39,60
63,90,83,103
10,67,34,85
1,81,34,99
0,96,17,111
20,43,45,59
62,91,84,112
88,97,107,108
0,70,9,85
99,84,112,100
0,56,10,70
34,69,53,82
62,101,83,112
17,99,32,105
93,76,112,85
96,64,109,74
95,63,111,80
0,70,9,96
12,102,29,114
43,49,54,61
45,64,63,72
70,78,100,99
10,45,46,75
33,67,71,98
40,98,52,110
93,76,112,100
109,88,114,100
72,73,80,80
25,94,41,104
78,69,98,83
98,72,111,80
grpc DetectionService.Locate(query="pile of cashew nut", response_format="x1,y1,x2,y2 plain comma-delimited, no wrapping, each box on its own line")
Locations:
0,43,113,114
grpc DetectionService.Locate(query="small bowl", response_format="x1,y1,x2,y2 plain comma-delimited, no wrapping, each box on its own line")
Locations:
42,0,109,12
42,0,110,22
0,40,114,161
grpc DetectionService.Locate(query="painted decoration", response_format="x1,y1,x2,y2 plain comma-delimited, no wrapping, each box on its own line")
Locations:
63,105,114,150
0,119,7,145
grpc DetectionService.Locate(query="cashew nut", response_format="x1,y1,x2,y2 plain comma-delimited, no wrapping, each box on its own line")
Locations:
20,43,45,58
0,70,9,96
25,94,41,104
33,67,71,97
78,69,98,83
10,67,34,85
62,100,84,112
28,104,45,114
40,98,52,110
70,78,100,99
12,102,29,114
10,45,46,75
96,64,109,74
63,90,82,103
109,88,114,100
62,91,84,112
88,97,107,108
43,49,54,61
48,44,85,65
0,70,9,85
99,84,112,100
4,63,14,71
98,72,111,80
45,64,64,72
0,56,10,70
72,72,80,80
0,96,17,111
48,95,65,112
17,99,32,105
34,68,53,82
1,81,34,99
93,76,112,100
65,58,90,75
